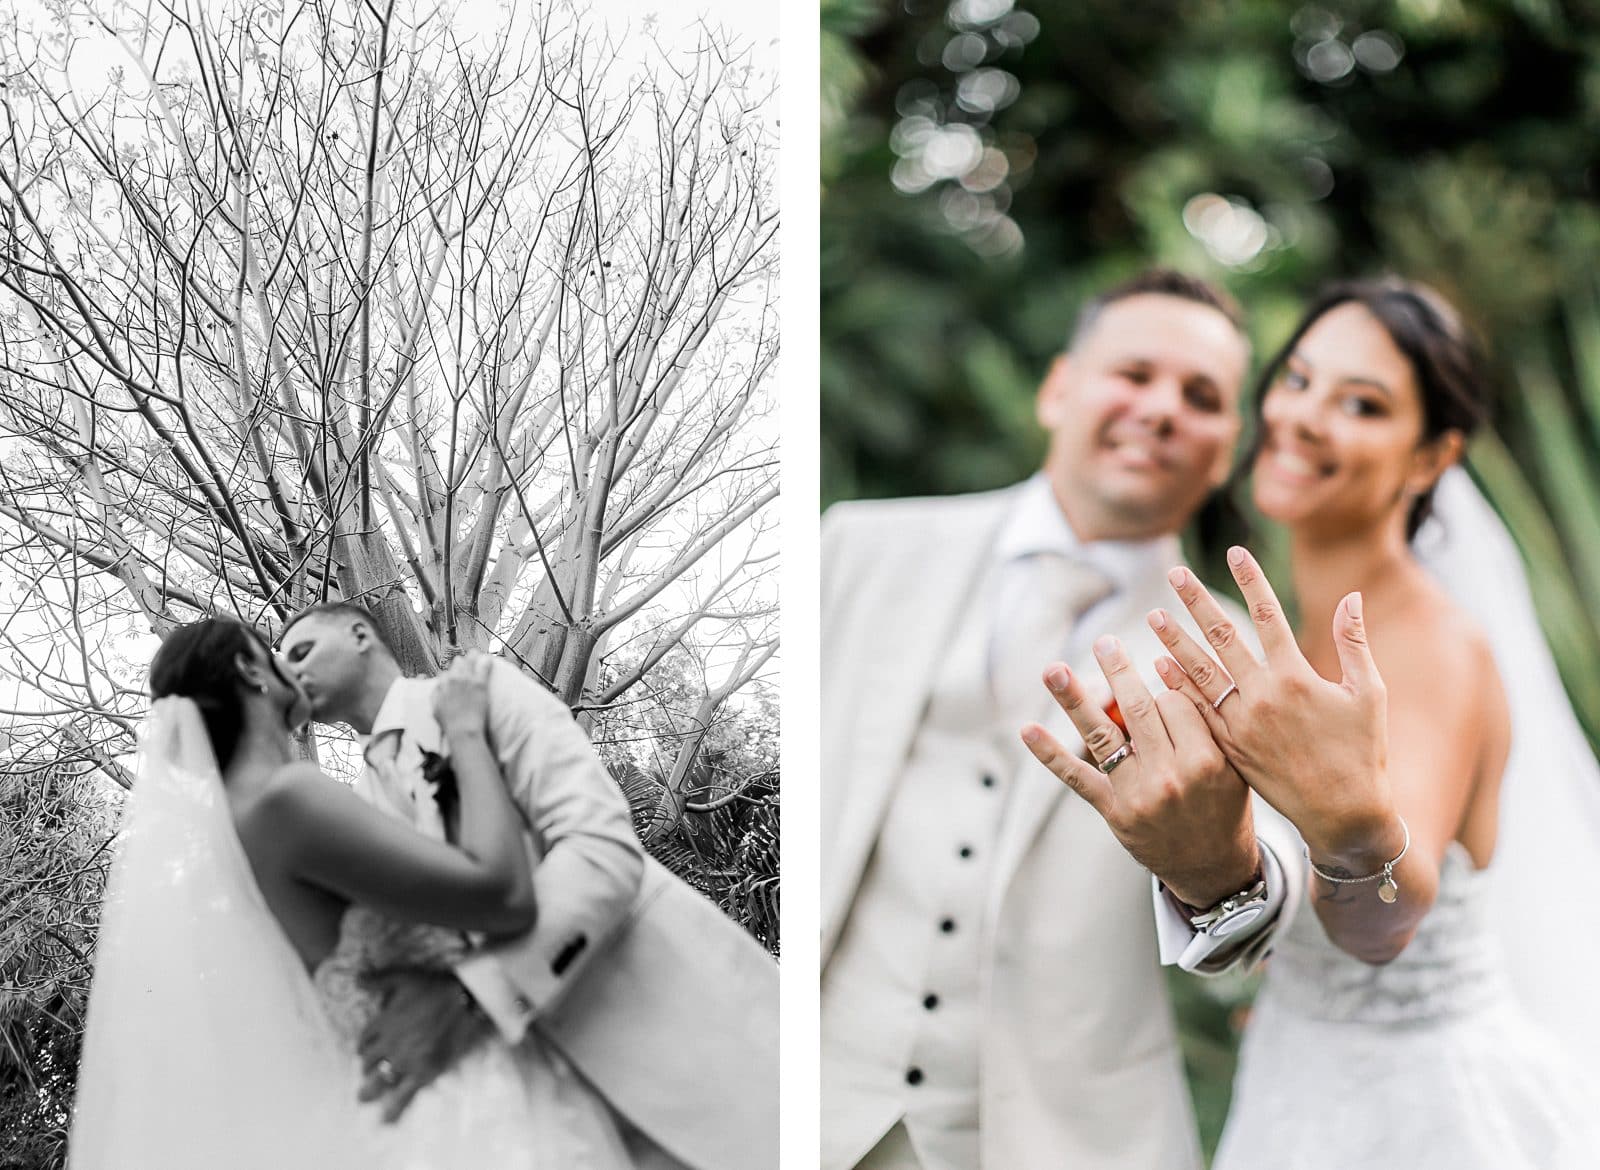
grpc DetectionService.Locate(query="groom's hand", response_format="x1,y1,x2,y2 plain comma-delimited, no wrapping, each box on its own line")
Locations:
357,967,493,1122
1020,635,1261,909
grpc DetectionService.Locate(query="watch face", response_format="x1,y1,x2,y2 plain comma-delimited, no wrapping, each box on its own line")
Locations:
1209,903,1267,939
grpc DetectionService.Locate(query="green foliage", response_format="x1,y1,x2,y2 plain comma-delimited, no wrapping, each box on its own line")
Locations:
824,1,1600,1157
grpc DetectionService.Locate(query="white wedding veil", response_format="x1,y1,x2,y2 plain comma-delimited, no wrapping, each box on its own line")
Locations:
69,698,364,1169
1415,466,1600,1063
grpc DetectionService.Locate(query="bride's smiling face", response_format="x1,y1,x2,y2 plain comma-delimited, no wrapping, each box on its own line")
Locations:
1251,302,1457,536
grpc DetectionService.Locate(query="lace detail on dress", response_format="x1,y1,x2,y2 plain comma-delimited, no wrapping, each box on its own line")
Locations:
1213,844,1600,1170
311,908,633,1170
312,907,466,1044
1261,844,1505,1025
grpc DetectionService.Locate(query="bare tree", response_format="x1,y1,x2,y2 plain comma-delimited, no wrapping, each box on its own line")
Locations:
0,0,779,782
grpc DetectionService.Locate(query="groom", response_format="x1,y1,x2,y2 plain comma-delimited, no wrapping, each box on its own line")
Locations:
822,269,1309,1170
278,607,777,1170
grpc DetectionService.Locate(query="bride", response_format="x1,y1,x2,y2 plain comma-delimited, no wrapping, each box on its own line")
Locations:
1142,279,1600,1167
68,618,628,1169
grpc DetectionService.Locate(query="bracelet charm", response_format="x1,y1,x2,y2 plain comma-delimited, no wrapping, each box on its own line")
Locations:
1307,816,1410,905
1378,868,1399,904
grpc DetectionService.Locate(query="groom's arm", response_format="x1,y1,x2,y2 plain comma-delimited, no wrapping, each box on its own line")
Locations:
1151,796,1304,973
452,658,645,1045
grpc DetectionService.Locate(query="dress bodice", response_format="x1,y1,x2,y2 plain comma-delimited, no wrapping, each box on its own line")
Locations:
1260,843,1507,1025
1214,842,1600,1169
312,908,467,1042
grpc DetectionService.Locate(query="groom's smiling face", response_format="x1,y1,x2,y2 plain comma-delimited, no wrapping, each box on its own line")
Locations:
1036,293,1248,542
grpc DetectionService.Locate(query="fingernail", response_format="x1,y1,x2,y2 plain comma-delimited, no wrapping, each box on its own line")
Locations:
1228,546,1245,567
1020,726,1040,744
1045,665,1071,691
1148,609,1167,631
1348,591,1363,620
1093,635,1118,657
1167,567,1188,589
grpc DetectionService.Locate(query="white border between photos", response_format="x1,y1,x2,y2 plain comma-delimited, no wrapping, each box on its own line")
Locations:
778,1,820,1167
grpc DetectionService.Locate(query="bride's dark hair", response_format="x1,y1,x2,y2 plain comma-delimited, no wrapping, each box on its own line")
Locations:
148,618,279,772
1240,277,1493,541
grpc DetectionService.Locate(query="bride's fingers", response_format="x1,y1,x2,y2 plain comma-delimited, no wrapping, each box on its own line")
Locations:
1331,590,1384,700
357,1064,397,1103
1166,567,1264,685
1226,547,1301,668
1155,656,1231,745
1147,608,1238,710
1020,721,1114,817
378,1079,422,1124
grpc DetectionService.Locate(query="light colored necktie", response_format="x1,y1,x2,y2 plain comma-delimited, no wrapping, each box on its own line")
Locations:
988,552,1115,720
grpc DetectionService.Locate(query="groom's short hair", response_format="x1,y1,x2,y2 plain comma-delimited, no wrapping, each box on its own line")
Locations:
1067,268,1247,350
280,601,400,661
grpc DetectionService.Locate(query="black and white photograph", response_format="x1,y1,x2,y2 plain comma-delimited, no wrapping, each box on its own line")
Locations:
0,2,778,1167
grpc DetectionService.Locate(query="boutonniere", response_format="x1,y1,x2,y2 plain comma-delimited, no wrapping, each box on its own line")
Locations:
419,748,460,827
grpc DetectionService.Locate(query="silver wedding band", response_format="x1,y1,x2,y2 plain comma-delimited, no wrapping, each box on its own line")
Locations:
1097,742,1135,775
1212,683,1238,711
374,1058,401,1087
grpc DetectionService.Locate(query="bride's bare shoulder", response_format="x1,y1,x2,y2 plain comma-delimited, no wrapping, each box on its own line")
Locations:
253,763,349,824
1374,576,1500,702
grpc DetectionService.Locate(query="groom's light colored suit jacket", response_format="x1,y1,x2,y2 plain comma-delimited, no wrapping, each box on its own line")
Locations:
822,484,1302,1170
360,659,777,1170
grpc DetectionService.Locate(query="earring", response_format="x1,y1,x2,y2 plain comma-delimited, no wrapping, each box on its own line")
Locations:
256,682,269,695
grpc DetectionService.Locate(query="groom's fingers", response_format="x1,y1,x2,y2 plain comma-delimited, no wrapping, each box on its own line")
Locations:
454,650,493,680
1092,636,1174,763
1040,660,1133,768
1020,722,1114,816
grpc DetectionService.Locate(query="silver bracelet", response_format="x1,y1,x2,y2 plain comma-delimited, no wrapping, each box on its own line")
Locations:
1305,815,1410,904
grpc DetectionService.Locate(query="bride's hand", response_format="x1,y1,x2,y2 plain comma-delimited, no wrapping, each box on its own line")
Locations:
1150,547,1401,866
1020,635,1261,910
431,653,493,738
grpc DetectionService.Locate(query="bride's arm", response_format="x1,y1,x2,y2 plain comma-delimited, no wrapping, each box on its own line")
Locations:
257,657,537,935
1303,622,1506,963
1150,549,1504,965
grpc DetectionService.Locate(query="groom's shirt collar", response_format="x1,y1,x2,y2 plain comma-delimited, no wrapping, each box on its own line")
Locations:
995,473,1184,596
364,676,444,757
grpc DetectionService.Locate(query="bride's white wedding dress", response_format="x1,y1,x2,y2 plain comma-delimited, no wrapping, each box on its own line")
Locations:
69,698,626,1170
1214,469,1600,1167
312,907,632,1169
1213,841,1600,1168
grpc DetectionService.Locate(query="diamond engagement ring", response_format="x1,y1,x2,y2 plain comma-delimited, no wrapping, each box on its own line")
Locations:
1211,682,1238,711
1097,742,1135,775
374,1058,401,1087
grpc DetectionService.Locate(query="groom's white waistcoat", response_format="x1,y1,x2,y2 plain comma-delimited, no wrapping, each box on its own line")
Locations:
361,660,777,1170
822,484,1292,1170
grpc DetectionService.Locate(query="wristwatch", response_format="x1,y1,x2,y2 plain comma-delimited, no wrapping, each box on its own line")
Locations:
1186,873,1270,940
